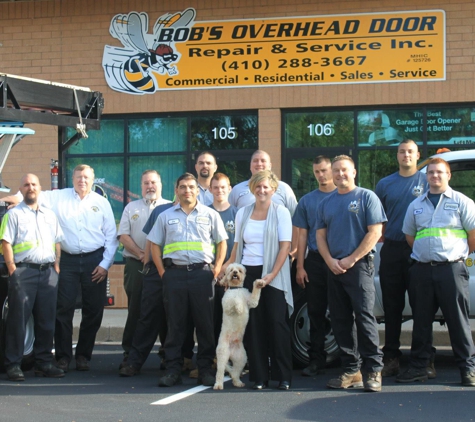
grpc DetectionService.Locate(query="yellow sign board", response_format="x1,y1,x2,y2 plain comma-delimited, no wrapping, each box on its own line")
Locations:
103,9,445,94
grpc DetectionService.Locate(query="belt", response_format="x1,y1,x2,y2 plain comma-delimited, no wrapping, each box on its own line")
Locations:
16,262,53,271
62,247,105,258
416,258,465,266
169,262,210,271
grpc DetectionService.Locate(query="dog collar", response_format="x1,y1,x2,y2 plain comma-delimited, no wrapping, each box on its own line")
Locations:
227,286,243,290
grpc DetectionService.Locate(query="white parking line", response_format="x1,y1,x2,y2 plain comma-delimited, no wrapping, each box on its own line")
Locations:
151,376,231,405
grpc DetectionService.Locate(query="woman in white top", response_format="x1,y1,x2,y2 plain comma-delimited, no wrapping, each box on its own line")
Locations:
226,170,294,390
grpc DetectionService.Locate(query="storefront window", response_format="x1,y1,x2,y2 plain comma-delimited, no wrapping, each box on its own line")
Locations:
284,111,354,148
67,119,125,154
128,117,187,152
358,150,399,191
426,107,475,147
191,114,258,151
357,109,423,147
128,155,186,201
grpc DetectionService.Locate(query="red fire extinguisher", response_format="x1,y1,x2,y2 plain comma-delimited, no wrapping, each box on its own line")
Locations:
51,159,59,190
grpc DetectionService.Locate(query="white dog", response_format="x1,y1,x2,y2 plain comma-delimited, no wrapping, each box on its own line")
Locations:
213,263,265,390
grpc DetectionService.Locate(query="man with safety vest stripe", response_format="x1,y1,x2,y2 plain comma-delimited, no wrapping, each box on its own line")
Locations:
148,172,228,387
398,158,475,386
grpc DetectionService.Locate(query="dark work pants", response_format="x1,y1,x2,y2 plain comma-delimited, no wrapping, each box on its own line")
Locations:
162,267,214,374
5,266,58,367
122,257,144,356
409,262,475,372
379,240,412,359
55,249,106,362
244,265,293,383
304,251,329,367
127,264,166,369
328,258,383,374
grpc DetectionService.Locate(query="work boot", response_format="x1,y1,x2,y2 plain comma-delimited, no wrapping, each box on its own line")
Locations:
461,370,475,387
364,372,382,392
396,366,428,383
76,356,90,371
381,357,399,377
119,364,139,377
302,361,325,377
197,371,215,387
35,363,65,378
158,372,182,387
327,371,363,389
189,368,199,378
182,357,194,372
56,358,70,373
426,359,436,379
6,365,25,382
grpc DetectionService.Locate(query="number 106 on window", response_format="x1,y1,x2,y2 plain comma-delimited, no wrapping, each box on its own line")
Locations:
307,123,335,136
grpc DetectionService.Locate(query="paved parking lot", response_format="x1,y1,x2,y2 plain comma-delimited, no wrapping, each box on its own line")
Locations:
0,345,474,422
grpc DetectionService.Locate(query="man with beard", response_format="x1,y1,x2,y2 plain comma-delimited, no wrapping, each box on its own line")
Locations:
117,170,170,367
0,174,64,381
195,152,218,206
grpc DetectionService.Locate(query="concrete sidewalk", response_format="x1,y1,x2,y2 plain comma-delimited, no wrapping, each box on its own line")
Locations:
75,308,475,347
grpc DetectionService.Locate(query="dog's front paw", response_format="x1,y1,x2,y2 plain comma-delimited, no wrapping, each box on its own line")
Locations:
254,279,266,289
213,383,224,390
232,380,245,388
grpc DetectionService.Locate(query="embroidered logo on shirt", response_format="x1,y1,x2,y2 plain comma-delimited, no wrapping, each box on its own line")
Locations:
225,220,235,234
444,203,459,211
412,185,424,197
196,216,211,225
239,190,250,197
348,199,360,214
414,208,423,215
131,214,139,221
91,206,99,212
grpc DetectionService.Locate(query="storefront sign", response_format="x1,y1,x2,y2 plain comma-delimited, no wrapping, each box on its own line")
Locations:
102,8,445,94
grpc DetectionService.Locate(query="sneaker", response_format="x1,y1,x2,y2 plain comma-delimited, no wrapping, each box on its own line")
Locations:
56,358,70,373
426,361,437,379
381,357,399,377
76,356,90,371
158,372,183,387
327,371,363,389
6,364,25,382
302,361,325,377
461,370,475,387
119,364,139,377
396,366,428,383
35,363,65,378
189,368,199,379
198,371,215,386
364,372,382,392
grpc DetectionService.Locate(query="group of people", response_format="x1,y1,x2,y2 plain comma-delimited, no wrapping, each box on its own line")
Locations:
2,142,475,392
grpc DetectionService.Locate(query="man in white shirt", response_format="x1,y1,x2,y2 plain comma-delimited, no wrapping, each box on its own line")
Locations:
117,170,170,367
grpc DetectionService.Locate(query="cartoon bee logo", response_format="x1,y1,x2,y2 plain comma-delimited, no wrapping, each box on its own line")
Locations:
91,206,99,213
102,9,196,95
225,220,235,234
131,214,139,221
348,200,360,214
412,185,424,197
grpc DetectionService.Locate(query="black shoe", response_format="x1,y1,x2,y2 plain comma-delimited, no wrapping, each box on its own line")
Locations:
56,358,70,373
197,372,215,387
158,372,183,387
35,363,65,378
118,355,128,370
76,356,90,371
119,364,139,377
301,362,324,377
277,381,291,390
6,365,25,382
396,366,428,383
251,381,268,390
